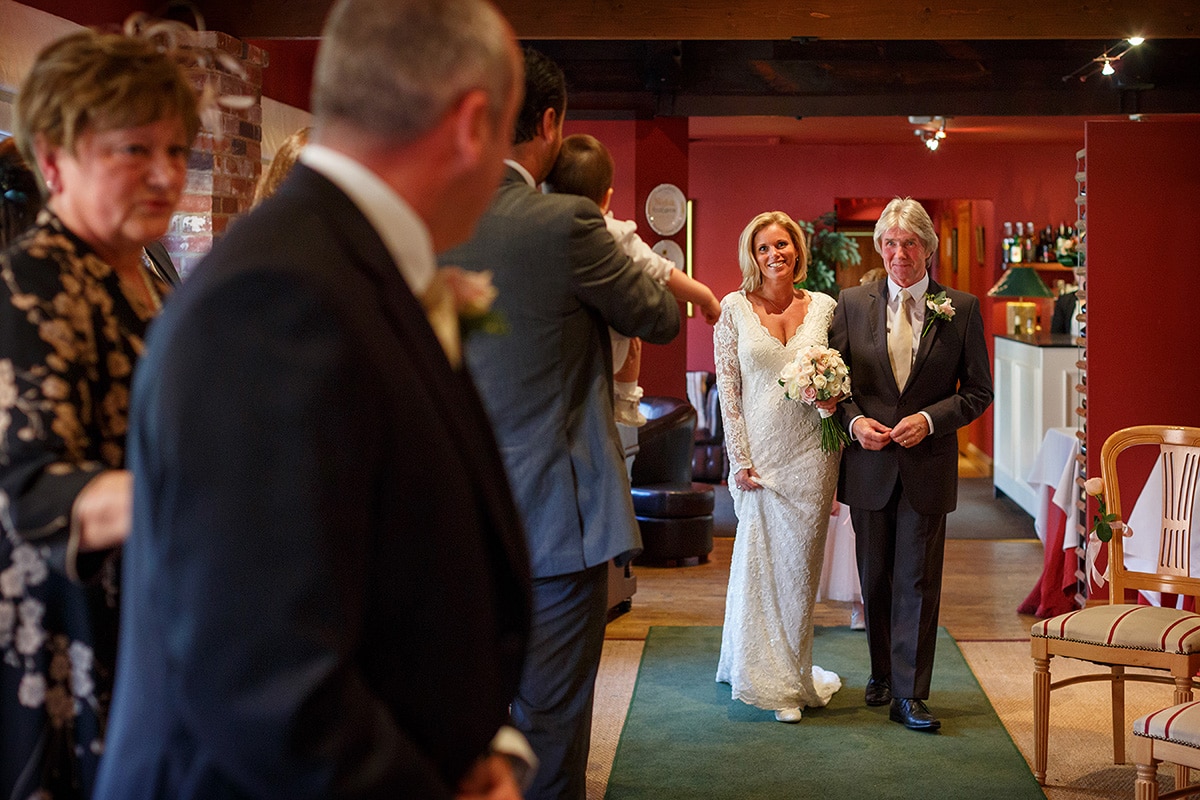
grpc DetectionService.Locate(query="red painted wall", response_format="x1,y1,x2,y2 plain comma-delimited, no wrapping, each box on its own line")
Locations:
1084,119,1200,481
685,140,1081,374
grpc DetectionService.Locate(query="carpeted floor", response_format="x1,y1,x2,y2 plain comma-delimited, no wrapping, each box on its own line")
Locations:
961,640,1176,799
602,626,1044,800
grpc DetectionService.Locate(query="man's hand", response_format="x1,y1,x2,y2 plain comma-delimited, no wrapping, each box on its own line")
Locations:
851,417,893,451
456,754,522,800
889,413,930,449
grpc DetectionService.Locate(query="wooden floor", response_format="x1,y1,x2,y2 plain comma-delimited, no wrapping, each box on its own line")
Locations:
605,534,1045,643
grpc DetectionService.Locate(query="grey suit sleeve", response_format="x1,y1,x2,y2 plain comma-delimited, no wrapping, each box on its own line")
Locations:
568,206,681,344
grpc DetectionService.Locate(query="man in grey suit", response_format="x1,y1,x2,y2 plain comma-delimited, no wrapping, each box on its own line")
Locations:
441,49,680,800
829,197,992,733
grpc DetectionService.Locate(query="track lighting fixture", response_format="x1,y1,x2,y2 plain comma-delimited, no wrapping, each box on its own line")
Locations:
1063,36,1146,82
910,116,948,152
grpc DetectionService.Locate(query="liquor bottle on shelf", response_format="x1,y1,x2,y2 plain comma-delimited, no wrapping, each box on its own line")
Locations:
1023,221,1036,263
1010,221,1024,263
1001,221,1013,265
1040,225,1055,261
1055,222,1074,261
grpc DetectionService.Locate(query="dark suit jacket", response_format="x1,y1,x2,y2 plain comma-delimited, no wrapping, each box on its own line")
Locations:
95,165,531,799
1050,290,1079,334
829,279,993,516
441,168,680,578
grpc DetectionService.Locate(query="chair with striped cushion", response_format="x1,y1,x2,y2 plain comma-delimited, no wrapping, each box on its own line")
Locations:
1030,425,1200,787
1133,700,1200,799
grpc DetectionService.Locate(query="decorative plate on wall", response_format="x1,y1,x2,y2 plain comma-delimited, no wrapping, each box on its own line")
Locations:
645,183,687,236
651,239,685,270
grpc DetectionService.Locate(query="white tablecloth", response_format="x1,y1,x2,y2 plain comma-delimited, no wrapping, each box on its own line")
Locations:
1026,427,1081,550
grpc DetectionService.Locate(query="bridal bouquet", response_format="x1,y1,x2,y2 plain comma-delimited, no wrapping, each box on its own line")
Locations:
779,345,852,453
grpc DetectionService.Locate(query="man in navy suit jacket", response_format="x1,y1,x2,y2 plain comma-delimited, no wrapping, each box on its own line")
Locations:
95,1,533,797
829,198,992,733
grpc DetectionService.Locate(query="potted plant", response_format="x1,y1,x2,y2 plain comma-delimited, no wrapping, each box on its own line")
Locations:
797,211,861,298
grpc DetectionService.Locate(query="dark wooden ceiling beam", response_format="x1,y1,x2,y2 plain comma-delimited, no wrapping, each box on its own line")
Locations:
196,0,1199,40
570,87,1200,118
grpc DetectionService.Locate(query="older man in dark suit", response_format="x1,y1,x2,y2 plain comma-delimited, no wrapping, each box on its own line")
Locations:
441,49,680,800
95,1,533,797
829,197,992,733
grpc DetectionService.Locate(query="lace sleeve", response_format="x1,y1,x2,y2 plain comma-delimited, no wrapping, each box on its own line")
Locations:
713,296,752,474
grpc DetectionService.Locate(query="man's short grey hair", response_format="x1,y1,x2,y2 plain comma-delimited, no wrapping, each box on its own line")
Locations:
873,197,939,264
313,0,514,141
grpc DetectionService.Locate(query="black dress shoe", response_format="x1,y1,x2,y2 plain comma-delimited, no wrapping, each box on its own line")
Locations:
889,698,941,731
864,675,892,706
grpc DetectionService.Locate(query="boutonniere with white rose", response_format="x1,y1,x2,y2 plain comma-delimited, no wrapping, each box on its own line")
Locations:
922,291,955,337
438,266,509,337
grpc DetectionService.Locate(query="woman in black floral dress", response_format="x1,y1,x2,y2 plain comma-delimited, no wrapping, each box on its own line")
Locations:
0,29,199,798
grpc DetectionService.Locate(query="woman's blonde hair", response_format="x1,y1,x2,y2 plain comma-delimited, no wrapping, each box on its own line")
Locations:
14,29,200,193
736,211,809,293
252,126,310,207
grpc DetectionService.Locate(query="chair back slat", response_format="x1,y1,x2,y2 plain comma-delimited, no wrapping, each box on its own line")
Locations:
1158,446,1200,576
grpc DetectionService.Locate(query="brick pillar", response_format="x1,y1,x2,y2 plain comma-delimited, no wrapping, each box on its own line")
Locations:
166,32,266,279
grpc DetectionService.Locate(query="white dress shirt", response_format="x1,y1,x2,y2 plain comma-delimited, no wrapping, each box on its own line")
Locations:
848,271,936,437
300,144,437,298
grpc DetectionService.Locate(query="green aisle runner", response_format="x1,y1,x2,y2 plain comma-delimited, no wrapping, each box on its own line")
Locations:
605,626,1043,799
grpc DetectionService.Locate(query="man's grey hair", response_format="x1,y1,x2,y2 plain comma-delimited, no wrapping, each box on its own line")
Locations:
312,0,514,142
873,197,939,264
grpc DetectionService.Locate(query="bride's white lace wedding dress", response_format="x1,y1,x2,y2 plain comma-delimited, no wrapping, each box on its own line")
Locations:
714,290,842,712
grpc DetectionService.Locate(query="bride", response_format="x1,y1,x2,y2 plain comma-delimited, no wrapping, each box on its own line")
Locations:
714,211,843,722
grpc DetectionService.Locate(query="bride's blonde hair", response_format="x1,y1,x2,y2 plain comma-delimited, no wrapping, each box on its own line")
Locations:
737,211,809,293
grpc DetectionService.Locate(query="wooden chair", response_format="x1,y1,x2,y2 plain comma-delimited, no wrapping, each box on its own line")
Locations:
1132,700,1200,799
1030,425,1200,786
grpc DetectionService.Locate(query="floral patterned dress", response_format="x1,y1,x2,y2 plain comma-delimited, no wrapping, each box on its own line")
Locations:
0,211,168,799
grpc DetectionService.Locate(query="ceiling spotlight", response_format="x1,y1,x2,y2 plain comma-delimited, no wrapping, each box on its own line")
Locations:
1127,36,1145,46
912,116,948,151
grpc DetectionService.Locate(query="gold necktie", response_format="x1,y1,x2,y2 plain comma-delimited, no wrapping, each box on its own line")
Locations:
420,272,462,368
889,289,913,390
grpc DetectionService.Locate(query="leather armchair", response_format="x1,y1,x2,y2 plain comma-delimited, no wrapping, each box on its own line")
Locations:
691,372,728,484
630,397,714,565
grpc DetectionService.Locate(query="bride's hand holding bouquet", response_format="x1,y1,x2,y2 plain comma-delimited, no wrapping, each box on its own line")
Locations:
779,345,852,453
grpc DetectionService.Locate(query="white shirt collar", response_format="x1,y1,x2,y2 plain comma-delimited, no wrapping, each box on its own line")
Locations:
299,144,436,296
888,272,931,304
504,158,537,189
